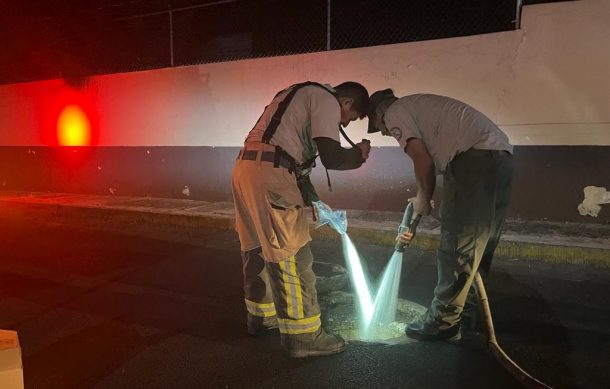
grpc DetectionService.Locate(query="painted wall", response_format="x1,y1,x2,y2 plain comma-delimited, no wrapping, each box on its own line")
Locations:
0,1,608,222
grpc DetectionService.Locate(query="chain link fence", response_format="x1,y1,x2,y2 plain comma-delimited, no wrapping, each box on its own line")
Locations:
0,0,552,85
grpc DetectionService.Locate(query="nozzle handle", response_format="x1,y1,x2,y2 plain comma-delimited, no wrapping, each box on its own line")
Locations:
394,202,422,252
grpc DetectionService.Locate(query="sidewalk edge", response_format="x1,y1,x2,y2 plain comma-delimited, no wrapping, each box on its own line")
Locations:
2,200,608,268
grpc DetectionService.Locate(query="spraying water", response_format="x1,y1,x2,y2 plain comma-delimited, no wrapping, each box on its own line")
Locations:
313,201,375,329
363,250,403,339
340,234,374,329
314,200,420,341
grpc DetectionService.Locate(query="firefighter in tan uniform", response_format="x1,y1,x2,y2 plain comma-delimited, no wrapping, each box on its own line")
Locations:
232,81,371,357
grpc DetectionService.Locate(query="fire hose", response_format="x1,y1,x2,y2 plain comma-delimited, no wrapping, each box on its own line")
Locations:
474,273,552,388
396,202,552,388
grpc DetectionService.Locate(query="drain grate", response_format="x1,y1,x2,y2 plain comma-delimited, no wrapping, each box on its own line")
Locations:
319,290,426,344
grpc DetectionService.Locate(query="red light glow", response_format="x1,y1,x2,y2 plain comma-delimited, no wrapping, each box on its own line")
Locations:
57,105,91,146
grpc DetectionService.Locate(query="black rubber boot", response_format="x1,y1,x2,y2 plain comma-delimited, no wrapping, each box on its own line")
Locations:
405,320,461,341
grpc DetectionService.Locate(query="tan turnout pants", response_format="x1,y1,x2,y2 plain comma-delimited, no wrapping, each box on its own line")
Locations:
232,144,321,336
242,244,322,335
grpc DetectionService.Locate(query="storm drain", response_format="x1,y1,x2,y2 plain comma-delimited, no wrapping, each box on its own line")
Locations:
314,261,426,344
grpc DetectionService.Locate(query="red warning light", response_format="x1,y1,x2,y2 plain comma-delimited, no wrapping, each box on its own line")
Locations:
40,81,99,147
57,105,91,146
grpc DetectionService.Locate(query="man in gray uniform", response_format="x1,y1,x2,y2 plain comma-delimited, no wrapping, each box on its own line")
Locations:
367,89,513,341
232,81,371,357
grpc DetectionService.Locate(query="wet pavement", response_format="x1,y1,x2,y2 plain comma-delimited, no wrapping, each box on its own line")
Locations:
1,200,610,388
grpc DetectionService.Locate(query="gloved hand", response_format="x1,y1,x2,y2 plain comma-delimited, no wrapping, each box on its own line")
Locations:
357,139,371,162
312,200,347,235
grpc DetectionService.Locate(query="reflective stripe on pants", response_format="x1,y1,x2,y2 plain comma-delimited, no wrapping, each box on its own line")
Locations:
242,243,321,335
277,314,322,335
245,299,277,317
266,244,321,335
242,247,276,319
278,256,305,319
242,244,321,335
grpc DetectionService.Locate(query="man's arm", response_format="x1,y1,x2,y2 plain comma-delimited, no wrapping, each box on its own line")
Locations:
315,137,365,170
405,138,435,215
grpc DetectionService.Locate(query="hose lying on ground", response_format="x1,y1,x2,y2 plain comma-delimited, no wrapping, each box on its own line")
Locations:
473,272,553,389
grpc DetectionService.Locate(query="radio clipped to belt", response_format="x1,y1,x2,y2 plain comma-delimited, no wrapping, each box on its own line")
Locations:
296,124,366,208
270,144,320,209
295,159,320,208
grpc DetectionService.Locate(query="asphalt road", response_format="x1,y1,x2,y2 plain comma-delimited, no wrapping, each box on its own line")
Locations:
1,204,609,389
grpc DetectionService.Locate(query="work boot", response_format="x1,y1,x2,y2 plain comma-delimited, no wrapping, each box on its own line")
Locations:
282,328,347,358
405,319,461,342
247,314,278,336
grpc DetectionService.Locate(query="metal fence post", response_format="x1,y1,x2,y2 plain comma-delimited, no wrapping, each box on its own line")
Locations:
327,0,331,50
169,9,175,66
515,0,523,29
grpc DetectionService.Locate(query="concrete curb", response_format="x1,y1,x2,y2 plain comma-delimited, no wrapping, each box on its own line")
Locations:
311,224,610,268
2,198,608,268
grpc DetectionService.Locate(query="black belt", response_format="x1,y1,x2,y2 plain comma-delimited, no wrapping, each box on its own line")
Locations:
490,150,512,157
238,150,295,171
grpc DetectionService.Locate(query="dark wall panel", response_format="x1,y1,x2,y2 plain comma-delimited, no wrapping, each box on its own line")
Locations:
0,146,607,224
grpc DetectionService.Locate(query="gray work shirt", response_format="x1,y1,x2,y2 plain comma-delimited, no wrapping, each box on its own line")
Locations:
245,84,341,165
383,94,513,173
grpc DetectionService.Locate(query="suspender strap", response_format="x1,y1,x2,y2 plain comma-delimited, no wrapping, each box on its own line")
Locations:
260,81,354,196
261,81,331,144
325,169,332,192
338,125,357,147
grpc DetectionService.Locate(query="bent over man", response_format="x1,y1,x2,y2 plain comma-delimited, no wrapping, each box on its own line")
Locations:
232,81,370,357
368,90,513,341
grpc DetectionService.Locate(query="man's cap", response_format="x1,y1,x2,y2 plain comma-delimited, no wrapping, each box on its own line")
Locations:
367,89,396,133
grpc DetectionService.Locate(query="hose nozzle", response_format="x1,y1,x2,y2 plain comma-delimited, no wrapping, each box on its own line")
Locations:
394,202,422,252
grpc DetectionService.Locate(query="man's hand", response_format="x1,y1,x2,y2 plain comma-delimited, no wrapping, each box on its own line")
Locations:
357,139,371,161
396,230,414,245
409,196,434,216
